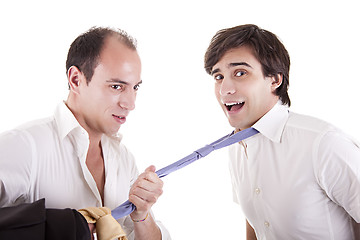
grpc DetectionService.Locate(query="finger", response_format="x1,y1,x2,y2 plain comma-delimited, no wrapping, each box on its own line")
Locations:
145,165,156,173
129,192,153,212
130,184,163,202
136,175,163,193
135,170,162,187
145,171,162,184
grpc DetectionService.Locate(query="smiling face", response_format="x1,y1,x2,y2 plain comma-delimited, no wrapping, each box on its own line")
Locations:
68,36,142,137
211,45,281,130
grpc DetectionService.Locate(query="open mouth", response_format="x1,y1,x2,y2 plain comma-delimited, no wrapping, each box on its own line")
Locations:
224,102,245,111
112,114,126,120
112,114,126,124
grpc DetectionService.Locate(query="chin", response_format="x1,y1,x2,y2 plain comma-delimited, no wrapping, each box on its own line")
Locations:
228,119,238,129
228,119,247,131
106,127,121,135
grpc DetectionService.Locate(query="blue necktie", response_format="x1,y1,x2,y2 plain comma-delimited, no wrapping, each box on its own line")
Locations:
111,127,259,219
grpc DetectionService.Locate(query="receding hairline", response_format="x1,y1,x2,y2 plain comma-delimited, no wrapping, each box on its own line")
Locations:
107,28,137,50
88,31,139,75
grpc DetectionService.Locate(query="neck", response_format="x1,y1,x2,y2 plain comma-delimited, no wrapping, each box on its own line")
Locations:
65,98,104,145
88,134,102,150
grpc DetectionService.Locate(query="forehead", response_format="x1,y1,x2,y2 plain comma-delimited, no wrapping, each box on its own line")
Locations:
98,37,141,72
213,45,261,70
91,36,141,83
100,36,140,64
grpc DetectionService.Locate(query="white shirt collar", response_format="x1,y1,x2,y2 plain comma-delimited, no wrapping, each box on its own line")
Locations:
54,101,123,143
252,102,289,143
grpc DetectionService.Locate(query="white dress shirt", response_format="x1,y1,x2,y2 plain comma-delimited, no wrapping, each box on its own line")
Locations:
229,103,360,240
0,102,170,239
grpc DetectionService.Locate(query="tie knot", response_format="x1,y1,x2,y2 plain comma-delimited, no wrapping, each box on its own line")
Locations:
195,144,214,158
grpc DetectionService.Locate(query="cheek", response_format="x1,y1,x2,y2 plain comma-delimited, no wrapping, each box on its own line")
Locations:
214,83,221,97
249,84,274,111
95,89,117,103
214,85,222,104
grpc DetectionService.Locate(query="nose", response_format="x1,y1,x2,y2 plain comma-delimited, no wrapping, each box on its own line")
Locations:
219,77,236,96
119,89,136,111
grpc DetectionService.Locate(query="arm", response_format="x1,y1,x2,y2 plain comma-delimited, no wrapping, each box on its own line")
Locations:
317,132,360,225
0,130,32,206
246,220,257,240
129,165,163,240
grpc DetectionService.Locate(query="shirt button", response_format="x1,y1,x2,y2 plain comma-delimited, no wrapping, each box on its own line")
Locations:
255,188,261,195
264,221,270,227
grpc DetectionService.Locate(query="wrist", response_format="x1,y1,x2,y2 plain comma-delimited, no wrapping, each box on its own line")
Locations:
130,212,149,223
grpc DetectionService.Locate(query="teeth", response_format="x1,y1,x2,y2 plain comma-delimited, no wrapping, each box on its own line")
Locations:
224,102,244,111
113,114,125,119
225,102,244,106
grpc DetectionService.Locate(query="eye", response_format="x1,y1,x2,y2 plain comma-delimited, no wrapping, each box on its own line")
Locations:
111,84,124,91
235,70,246,77
133,84,141,91
214,74,224,81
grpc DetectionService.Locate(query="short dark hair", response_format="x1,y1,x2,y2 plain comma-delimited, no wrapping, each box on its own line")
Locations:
204,24,291,106
66,27,137,84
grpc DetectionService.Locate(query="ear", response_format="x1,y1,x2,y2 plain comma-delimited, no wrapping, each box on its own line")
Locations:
271,73,283,91
67,66,84,94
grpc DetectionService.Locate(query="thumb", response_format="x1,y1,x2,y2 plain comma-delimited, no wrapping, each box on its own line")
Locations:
145,165,156,173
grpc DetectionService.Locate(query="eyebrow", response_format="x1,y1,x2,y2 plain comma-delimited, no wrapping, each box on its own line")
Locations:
106,78,143,85
229,62,252,68
211,62,253,75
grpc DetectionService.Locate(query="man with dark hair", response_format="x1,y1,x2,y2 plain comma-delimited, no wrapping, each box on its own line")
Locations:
0,27,170,240
204,24,360,239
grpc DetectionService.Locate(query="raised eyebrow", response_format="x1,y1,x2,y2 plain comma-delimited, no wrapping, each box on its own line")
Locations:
211,62,252,75
210,68,220,76
228,62,253,68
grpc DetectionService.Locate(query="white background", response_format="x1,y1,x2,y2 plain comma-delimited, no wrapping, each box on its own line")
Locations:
1,0,359,239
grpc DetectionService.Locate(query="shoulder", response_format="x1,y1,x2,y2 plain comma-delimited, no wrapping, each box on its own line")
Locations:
281,112,356,158
0,116,59,155
287,112,360,168
286,111,336,135
1,117,53,141
18,116,57,134
286,111,358,146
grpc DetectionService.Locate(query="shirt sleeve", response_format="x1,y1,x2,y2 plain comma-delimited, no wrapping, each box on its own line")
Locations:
316,130,360,223
0,130,33,207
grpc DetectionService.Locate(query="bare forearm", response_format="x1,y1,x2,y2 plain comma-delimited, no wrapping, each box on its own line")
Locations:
134,214,161,240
